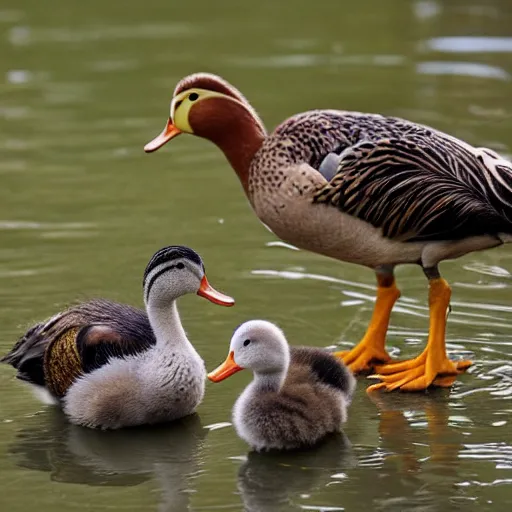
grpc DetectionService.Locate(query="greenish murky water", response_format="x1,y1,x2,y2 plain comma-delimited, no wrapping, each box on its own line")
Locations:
1,0,511,510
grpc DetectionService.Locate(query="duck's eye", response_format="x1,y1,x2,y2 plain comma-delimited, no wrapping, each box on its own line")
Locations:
176,262,185,269
243,339,251,347
188,92,199,102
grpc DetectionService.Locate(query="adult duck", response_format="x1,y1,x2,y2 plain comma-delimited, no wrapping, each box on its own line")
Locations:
2,245,234,428
208,320,355,451
144,73,512,391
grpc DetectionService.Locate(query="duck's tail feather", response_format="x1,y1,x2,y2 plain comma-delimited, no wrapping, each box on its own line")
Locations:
1,313,66,386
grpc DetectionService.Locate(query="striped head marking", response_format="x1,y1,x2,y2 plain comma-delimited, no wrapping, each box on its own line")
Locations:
143,246,234,307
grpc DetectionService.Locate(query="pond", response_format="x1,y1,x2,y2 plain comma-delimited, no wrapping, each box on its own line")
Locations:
0,0,511,510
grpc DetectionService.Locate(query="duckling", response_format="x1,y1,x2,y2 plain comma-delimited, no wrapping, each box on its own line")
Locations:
2,246,234,429
208,320,355,451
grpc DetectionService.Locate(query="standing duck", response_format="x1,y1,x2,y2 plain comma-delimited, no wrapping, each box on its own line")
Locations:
208,320,355,451
2,246,234,428
145,73,512,391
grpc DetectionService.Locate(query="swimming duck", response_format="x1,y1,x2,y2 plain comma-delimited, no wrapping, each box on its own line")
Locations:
208,320,355,451
145,73,512,391
2,246,234,429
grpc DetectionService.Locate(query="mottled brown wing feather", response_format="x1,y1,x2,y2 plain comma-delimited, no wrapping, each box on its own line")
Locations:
314,138,512,242
2,299,156,389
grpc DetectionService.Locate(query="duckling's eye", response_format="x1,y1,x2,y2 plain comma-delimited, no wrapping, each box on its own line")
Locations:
243,339,251,347
176,262,185,269
188,92,199,102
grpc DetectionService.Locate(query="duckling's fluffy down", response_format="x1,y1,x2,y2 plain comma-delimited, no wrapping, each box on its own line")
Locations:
233,347,355,451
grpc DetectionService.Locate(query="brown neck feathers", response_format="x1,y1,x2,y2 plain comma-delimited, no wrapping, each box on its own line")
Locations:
189,97,266,194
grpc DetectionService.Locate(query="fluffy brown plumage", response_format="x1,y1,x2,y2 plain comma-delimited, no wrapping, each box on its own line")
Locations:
208,320,355,451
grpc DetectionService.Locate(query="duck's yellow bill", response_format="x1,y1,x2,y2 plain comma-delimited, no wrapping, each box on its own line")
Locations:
197,276,235,307
208,351,243,382
144,119,181,153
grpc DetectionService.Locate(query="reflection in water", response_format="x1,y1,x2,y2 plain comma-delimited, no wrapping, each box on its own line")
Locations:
237,433,354,512
365,392,467,511
230,389,511,511
9,411,206,511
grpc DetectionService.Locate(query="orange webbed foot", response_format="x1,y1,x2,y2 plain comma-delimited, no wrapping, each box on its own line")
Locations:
366,277,472,393
334,343,391,374
367,354,471,392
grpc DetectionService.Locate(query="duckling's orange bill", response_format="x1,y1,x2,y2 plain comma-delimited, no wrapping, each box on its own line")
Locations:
144,119,181,153
197,276,235,307
208,351,243,382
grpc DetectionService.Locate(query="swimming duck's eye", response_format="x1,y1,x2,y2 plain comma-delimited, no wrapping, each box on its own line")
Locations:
243,339,251,347
188,92,199,102
176,262,185,269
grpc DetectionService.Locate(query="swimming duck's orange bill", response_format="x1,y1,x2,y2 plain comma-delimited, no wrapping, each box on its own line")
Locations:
144,119,181,153
197,275,235,307
208,351,243,382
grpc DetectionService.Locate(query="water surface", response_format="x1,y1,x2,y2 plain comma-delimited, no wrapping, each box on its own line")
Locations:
0,0,511,511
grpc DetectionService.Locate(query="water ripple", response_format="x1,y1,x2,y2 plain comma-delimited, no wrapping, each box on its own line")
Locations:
426,36,512,53
417,61,510,81
463,262,511,278
225,53,405,69
299,506,345,511
204,422,232,431
0,221,96,230
252,269,376,291
8,23,197,46
460,442,512,468
252,269,512,331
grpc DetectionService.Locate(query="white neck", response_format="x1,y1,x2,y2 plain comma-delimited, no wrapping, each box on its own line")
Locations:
146,301,191,352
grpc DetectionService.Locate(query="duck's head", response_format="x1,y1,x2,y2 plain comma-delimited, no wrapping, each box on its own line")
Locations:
144,73,266,191
144,73,266,153
143,245,235,308
208,320,290,382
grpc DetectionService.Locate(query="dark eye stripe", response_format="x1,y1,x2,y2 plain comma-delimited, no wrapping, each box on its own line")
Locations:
145,264,175,301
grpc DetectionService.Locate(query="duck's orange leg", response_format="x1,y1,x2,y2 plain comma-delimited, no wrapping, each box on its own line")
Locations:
367,276,471,392
334,270,399,373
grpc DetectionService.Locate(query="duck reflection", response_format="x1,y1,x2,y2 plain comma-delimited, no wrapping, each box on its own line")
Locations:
370,390,461,470
9,410,206,510
237,432,355,512
365,390,465,511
